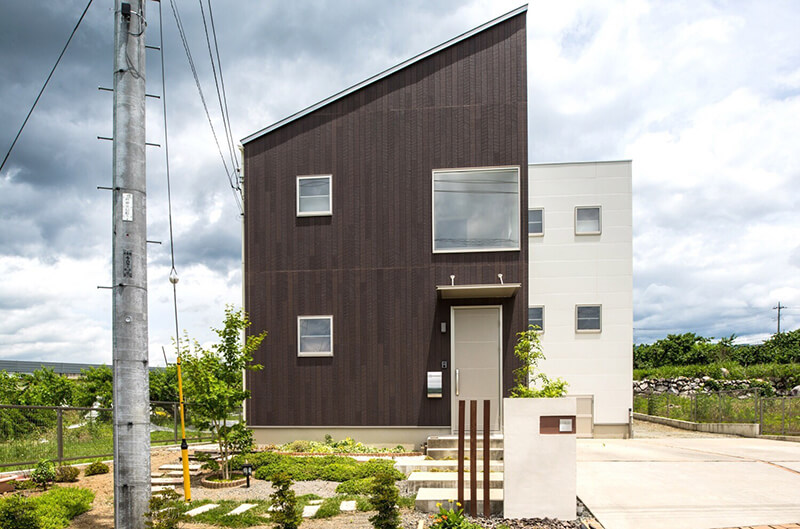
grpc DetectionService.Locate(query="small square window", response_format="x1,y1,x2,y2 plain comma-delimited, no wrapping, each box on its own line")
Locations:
528,306,544,332
297,175,332,216
575,206,601,235
576,305,601,332
528,208,543,236
298,316,333,356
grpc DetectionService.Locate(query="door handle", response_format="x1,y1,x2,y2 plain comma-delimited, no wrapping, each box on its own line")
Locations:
455,368,460,396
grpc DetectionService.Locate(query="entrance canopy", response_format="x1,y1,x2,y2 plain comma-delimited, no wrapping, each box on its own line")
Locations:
435,283,520,299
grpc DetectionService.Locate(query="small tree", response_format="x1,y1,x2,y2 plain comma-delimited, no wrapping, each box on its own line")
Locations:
181,306,266,479
368,471,400,529
510,326,568,398
269,473,302,529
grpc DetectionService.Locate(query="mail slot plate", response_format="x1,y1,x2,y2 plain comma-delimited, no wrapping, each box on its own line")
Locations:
427,371,442,398
540,415,576,434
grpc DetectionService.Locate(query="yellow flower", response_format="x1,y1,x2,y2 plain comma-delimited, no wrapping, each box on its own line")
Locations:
436,502,442,508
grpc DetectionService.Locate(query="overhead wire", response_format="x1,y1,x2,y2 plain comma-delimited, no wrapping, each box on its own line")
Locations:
0,0,94,174
167,0,242,214
156,0,182,357
197,0,240,196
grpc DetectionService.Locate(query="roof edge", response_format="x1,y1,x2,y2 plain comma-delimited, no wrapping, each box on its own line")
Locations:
241,4,528,145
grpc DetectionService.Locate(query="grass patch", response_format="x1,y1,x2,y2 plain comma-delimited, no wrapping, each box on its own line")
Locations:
181,499,272,528
313,497,342,518
0,486,94,529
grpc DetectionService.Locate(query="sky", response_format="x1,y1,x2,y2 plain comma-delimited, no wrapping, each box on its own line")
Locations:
1,0,799,366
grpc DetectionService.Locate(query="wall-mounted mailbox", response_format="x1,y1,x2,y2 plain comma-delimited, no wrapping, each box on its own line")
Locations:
539,415,576,434
427,371,442,398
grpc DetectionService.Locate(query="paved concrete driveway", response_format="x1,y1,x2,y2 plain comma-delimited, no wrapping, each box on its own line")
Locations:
577,437,800,529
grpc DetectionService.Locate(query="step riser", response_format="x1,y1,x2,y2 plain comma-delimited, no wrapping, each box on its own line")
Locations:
396,462,504,475
407,479,503,493
426,438,504,449
416,498,503,515
426,448,503,460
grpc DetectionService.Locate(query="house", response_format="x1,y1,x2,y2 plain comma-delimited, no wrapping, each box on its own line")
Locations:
240,5,632,447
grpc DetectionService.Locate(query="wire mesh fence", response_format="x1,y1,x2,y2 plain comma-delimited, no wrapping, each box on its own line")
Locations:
0,402,239,470
633,390,800,436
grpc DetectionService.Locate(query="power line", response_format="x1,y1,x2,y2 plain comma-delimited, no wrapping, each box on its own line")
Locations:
197,0,240,192
773,301,787,334
167,0,242,214
0,0,94,174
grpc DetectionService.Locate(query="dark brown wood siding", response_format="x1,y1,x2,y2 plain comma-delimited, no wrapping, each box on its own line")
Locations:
244,12,527,427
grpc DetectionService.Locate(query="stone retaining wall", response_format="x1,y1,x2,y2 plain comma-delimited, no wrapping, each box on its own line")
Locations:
633,377,788,396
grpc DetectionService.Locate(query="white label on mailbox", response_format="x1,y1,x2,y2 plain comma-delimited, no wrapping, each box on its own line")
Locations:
122,193,133,222
559,418,573,432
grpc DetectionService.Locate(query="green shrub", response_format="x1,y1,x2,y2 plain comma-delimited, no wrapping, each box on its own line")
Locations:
35,487,94,526
313,497,341,518
0,495,40,529
32,459,56,489
194,452,220,472
54,465,80,483
369,472,400,529
318,462,358,482
269,473,302,529
355,459,403,481
144,489,187,529
397,495,416,509
282,440,314,453
336,477,375,495
84,461,109,476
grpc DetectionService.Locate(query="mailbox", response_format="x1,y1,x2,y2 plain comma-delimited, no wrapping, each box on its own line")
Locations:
539,415,576,434
427,371,442,398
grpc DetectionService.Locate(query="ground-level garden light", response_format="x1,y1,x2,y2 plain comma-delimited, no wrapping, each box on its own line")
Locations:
241,462,253,488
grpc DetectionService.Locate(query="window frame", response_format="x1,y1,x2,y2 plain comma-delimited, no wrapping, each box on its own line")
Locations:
528,207,544,237
528,305,544,333
431,165,521,254
296,175,332,217
297,315,334,357
575,304,602,333
574,205,602,235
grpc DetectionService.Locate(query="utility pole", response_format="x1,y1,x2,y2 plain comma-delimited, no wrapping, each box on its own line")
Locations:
112,1,150,528
773,302,786,334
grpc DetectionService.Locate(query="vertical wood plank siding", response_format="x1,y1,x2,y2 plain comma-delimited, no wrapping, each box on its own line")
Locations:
244,13,527,427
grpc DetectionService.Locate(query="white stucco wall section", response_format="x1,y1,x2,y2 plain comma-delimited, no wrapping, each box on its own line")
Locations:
528,161,633,426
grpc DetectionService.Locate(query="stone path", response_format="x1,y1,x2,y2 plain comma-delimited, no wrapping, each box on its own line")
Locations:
178,499,358,519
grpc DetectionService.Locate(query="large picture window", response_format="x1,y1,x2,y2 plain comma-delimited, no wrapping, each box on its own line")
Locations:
432,167,520,252
298,316,333,356
297,175,332,216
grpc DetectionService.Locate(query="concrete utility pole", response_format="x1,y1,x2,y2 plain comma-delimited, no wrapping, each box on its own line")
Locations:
112,1,150,528
773,302,786,334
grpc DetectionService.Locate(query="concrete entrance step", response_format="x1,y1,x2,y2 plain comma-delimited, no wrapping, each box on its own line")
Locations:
152,477,184,485
416,487,503,515
426,435,504,449
426,447,503,460
406,471,504,493
395,459,504,475
160,463,202,471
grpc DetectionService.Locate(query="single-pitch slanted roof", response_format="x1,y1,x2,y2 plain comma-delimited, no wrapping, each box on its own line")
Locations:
241,4,528,145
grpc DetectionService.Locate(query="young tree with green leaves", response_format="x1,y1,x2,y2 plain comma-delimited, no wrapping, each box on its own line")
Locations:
510,326,568,398
180,306,266,479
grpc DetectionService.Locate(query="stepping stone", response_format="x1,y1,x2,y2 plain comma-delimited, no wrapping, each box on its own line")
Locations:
160,463,202,471
308,499,323,505
340,500,356,512
302,505,319,518
151,485,176,494
226,503,257,516
186,504,219,517
267,504,276,512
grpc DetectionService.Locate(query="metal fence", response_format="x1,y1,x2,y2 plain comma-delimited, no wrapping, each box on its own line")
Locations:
0,402,237,470
633,389,800,436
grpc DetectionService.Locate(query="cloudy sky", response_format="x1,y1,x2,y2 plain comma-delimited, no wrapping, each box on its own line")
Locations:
1,0,798,365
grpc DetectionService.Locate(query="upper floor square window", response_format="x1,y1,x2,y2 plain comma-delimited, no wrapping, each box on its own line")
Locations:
576,305,601,332
528,208,543,236
432,167,520,253
297,175,332,216
298,315,333,356
575,206,601,235
528,306,544,332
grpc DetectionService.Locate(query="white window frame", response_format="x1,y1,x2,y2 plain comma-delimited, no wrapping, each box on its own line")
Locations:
528,208,544,237
297,315,334,357
296,175,332,217
574,205,601,235
575,304,602,333
431,165,521,254
528,305,544,333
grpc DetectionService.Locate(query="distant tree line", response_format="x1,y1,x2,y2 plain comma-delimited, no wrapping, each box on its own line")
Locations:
634,328,800,369
0,364,179,408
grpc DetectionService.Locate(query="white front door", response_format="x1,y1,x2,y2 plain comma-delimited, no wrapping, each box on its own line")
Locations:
451,306,502,432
